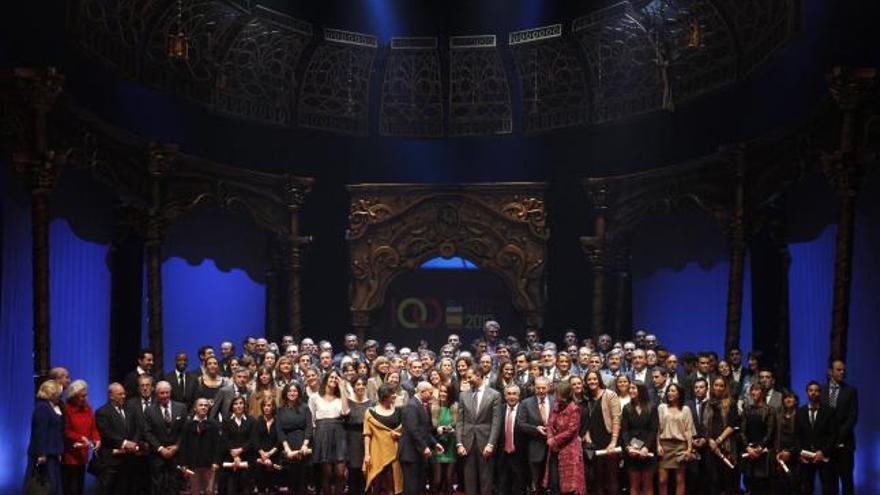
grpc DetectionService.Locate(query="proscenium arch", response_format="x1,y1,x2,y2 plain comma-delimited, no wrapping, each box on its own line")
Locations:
346,183,548,332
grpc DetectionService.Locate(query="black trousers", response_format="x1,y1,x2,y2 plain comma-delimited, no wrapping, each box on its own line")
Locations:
833,446,854,495
801,461,837,495
95,461,131,495
463,449,494,495
528,459,546,493
61,464,84,495
497,451,526,495
401,460,426,495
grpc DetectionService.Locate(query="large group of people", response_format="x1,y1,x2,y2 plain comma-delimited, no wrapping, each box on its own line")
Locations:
27,322,858,495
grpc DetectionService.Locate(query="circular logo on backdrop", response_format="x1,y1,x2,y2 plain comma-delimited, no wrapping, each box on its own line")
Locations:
396,297,442,329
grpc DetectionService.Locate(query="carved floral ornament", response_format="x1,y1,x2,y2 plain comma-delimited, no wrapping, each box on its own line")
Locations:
346,186,548,318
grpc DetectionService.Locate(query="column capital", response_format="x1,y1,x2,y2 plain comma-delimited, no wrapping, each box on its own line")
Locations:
580,236,609,271
147,142,177,178
826,66,877,112
12,149,65,194
586,183,611,213
12,67,64,112
282,174,312,211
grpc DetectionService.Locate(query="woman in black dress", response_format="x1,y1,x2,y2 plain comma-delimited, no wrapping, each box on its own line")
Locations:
739,382,776,495
773,389,799,493
346,376,374,495
581,370,621,495
221,396,255,495
621,381,658,495
277,382,313,495
250,397,280,494
703,377,739,495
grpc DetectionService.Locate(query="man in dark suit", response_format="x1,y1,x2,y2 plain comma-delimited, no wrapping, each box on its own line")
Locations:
456,366,502,495
797,381,837,495
123,348,158,399
517,376,554,494
124,374,155,495
686,377,712,494
94,383,142,495
822,359,858,495
497,383,527,495
164,351,197,408
210,368,251,422
142,381,187,494
399,382,444,495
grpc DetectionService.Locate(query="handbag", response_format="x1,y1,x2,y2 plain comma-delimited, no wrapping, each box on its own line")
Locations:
86,450,102,477
25,464,51,495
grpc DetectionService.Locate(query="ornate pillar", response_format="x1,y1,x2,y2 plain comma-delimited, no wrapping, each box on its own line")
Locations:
823,67,877,362
724,147,747,354
351,310,371,342
580,184,610,339
10,68,64,384
611,242,632,342
282,175,312,341
264,234,283,343
144,143,174,370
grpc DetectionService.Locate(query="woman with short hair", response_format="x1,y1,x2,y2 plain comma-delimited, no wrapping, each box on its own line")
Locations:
363,383,403,494
346,376,374,495
27,379,65,495
544,380,585,495
62,380,100,495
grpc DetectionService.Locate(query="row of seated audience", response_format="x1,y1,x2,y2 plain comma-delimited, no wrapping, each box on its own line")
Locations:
27,324,858,495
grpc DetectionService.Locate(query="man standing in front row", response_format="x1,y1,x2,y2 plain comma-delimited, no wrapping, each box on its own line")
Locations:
456,367,501,495
399,382,444,495
518,376,554,495
823,359,858,495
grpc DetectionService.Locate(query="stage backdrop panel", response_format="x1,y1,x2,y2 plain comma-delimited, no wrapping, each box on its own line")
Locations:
373,264,520,349
158,257,266,372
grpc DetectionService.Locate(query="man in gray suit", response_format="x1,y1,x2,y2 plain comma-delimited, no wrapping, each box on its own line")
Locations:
456,366,502,495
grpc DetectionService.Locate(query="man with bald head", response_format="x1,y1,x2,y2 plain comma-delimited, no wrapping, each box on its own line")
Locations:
95,383,141,494
141,381,187,493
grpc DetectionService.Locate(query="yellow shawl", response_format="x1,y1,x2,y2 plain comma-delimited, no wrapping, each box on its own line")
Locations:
363,408,403,494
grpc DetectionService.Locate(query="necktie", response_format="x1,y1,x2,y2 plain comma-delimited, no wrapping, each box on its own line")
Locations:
178,372,184,391
143,399,149,412
473,389,480,412
539,400,547,425
505,406,515,454
117,407,125,421
696,401,703,424
829,385,839,408
164,406,171,424
809,408,816,426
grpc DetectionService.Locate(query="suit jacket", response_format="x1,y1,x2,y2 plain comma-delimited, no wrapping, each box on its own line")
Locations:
686,398,710,438
141,401,187,452
399,397,439,463
95,402,140,466
124,395,155,439
516,395,556,463
28,400,64,457
821,381,858,448
496,401,527,455
456,385,502,451
794,404,836,456
164,369,197,406
221,414,256,462
209,384,250,422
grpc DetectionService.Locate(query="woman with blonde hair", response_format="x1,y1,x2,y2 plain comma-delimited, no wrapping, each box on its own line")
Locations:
27,379,65,495
62,380,100,495
366,356,390,402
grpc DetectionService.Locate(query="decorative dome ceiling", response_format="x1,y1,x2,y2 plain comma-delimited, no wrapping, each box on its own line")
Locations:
69,0,801,137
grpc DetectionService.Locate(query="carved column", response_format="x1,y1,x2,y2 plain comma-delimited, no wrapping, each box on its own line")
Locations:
352,310,371,342
823,67,877,362
144,144,174,370
10,68,63,384
611,242,632,342
282,176,312,341
264,235,283,343
580,184,610,339
724,148,747,354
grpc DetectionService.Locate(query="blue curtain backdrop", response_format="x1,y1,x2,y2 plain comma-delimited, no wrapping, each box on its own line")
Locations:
0,176,36,492
158,257,265,372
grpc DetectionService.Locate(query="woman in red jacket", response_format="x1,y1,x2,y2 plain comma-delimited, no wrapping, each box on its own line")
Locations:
62,379,100,495
544,380,586,495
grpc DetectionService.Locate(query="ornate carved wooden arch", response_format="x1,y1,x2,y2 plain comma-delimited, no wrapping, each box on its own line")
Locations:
346,183,549,334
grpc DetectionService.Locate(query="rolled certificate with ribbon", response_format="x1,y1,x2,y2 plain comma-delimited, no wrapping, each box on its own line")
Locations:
777,458,790,474
222,461,249,469
715,450,735,469
595,447,622,457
